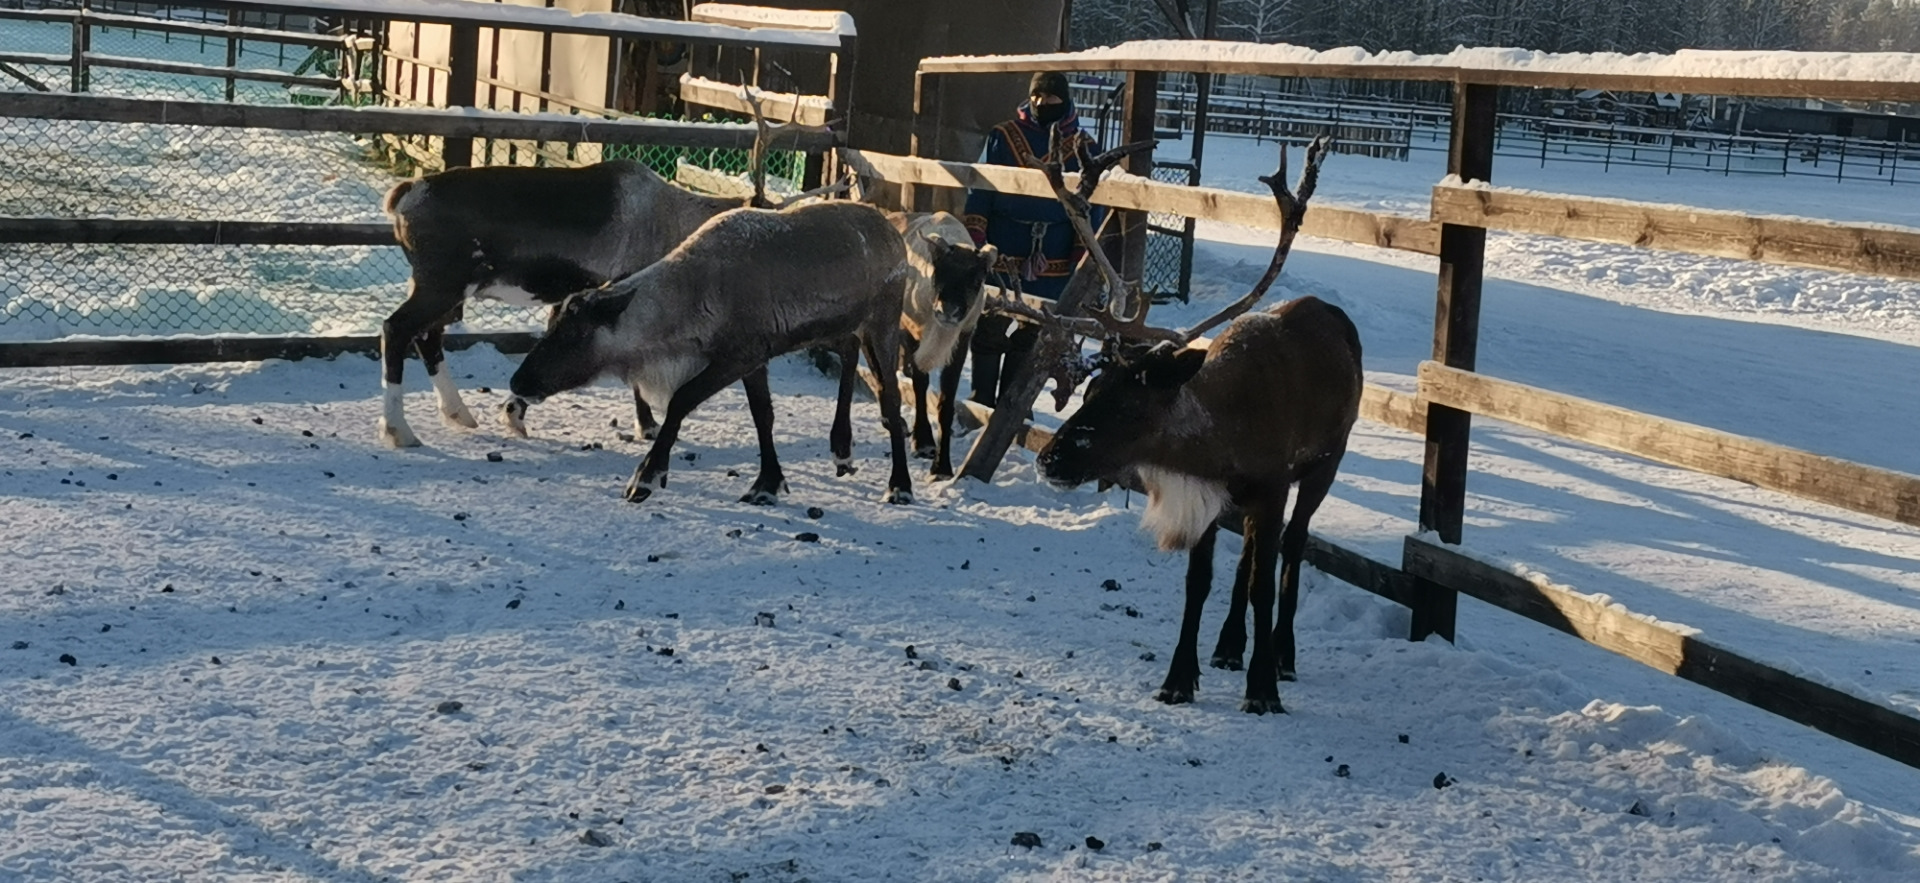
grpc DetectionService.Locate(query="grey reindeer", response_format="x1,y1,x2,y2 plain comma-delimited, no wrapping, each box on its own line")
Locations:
510,199,917,505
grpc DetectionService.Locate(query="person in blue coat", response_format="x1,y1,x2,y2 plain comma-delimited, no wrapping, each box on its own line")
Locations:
963,71,1104,409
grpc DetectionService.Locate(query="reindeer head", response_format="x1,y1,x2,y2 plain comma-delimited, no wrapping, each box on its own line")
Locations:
510,289,633,403
1038,342,1208,489
923,233,997,326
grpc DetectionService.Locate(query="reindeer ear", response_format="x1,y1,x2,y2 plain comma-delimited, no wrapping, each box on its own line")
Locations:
922,232,948,254
1140,346,1207,389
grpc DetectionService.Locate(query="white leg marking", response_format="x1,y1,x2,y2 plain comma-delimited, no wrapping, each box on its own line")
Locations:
502,397,530,438
378,380,421,448
430,368,479,430
1137,465,1229,552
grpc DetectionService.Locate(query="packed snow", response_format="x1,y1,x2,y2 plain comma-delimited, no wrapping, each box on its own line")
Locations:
6,89,1920,881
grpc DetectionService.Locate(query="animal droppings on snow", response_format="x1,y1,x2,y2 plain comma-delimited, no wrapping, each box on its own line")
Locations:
1434,773,1456,790
58,654,76,666
1102,579,1121,591
486,452,503,462
1009,832,1042,849
578,830,612,848
947,678,963,691
301,430,313,437
806,506,825,519
1627,799,1651,817
1148,842,1163,852
506,599,521,610
904,645,918,659
726,529,743,538
453,513,468,521
436,700,464,715
210,656,221,665
10,641,27,650
100,624,110,633
794,532,820,543
1336,764,1352,778
656,647,674,657
615,600,626,611
764,784,786,794
1085,836,1105,850
754,612,775,627
1399,734,1410,744
250,417,262,425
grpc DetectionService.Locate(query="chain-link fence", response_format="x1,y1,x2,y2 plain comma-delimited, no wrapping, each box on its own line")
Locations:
0,14,807,343
1143,160,1196,303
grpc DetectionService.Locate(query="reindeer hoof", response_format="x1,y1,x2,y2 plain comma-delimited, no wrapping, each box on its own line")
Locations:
501,401,529,438
442,406,479,430
624,472,665,503
1279,668,1297,682
738,486,783,506
834,457,858,477
1209,655,1243,672
929,466,954,481
1153,686,1195,705
377,420,421,449
1239,697,1287,716
883,488,913,505
638,426,659,441
914,443,937,460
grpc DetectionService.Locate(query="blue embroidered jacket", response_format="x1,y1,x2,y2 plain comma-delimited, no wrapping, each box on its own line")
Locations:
962,100,1106,300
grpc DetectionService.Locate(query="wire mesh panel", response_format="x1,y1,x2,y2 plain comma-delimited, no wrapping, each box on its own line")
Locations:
1143,160,1195,303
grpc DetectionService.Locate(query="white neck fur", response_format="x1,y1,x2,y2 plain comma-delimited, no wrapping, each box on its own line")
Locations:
1136,465,1229,551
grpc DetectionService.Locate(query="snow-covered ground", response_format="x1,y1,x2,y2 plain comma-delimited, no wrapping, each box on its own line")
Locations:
3,117,1920,878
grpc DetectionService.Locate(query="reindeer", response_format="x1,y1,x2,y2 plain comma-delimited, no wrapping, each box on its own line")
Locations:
889,211,998,478
509,199,916,505
1016,136,1359,715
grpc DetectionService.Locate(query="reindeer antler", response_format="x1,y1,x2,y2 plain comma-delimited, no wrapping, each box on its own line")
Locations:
741,86,842,210
1173,135,1332,345
1039,129,1156,330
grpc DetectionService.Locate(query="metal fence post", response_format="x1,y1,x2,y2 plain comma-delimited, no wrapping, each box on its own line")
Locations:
1408,80,1497,645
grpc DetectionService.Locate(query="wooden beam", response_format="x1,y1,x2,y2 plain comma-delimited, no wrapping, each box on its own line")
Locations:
678,75,831,126
840,149,1440,255
917,53,1920,104
0,92,834,150
0,218,394,245
80,10,346,48
0,332,537,370
1362,384,1425,436
1404,535,1920,770
1417,361,1920,528
442,23,480,168
81,53,339,91
1120,70,1159,285
1431,184,1920,282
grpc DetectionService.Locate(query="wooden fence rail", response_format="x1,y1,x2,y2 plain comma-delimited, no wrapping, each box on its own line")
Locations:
1431,183,1920,281
1417,361,1920,528
840,148,1441,255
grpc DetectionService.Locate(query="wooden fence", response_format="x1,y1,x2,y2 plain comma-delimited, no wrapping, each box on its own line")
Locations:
897,47,1920,769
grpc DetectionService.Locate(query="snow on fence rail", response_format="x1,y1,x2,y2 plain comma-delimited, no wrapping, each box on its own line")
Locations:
902,45,1920,771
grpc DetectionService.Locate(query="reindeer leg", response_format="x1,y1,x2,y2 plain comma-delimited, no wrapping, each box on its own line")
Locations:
906,339,937,460
1210,511,1253,671
931,329,970,480
501,396,532,438
633,387,659,441
738,365,787,506
829,335,860,476
1155,522,1218,705
1241,498,1288,715
415,323,478,431
863,330,914,505
1275,453,1342,682
625,365,739,504
378,289,456,448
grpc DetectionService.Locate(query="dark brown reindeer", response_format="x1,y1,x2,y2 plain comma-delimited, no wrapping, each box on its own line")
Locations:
510,199,916,505
1025,135,1362,714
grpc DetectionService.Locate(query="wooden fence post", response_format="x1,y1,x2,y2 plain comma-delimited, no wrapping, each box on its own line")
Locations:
442,23,479,169
1119,69,1158,284
906,71,940,212
1408,80,1497,645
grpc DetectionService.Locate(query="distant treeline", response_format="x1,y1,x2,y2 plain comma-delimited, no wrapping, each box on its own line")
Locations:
1072,0,1920,54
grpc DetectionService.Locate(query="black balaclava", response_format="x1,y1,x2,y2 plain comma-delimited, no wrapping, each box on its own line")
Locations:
1029,71,1071,125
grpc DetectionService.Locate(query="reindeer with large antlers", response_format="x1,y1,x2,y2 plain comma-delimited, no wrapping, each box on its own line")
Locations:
1029,135,1362,715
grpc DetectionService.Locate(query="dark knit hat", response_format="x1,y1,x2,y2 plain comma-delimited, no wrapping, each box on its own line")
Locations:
1028,71,1071,101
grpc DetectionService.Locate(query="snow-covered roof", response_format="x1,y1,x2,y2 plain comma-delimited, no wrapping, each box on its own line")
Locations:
223,0,843,51
921,41,1920,102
